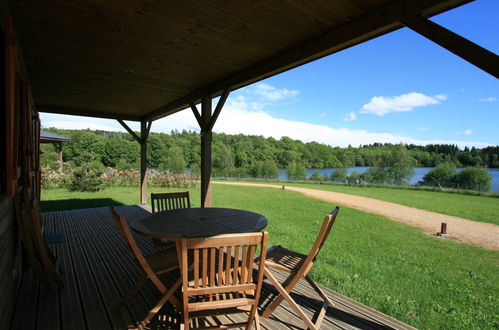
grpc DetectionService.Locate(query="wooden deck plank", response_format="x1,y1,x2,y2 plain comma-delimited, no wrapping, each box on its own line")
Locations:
36,211,60,330
10,205,416,330
52,210,87,330
82,207,156,325
62,209,112,329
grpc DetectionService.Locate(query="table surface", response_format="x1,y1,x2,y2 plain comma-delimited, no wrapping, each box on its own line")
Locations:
131,207,268,240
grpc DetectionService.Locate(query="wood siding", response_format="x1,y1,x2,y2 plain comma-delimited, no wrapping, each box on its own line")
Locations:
0,197,20,329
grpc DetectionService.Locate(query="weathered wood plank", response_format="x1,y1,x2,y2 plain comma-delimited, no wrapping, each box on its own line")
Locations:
51,210,86,330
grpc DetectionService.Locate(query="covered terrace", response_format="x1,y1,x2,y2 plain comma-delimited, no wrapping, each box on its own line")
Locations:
1,0,498,329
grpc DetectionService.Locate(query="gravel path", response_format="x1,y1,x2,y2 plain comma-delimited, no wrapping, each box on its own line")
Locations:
215,182,499,251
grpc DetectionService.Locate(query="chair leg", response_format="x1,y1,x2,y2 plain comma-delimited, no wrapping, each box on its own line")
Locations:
123,276,148,303
261,269,302,318
305,275,336,328
263,269,318,330
246,304,259,330
138,278,181,329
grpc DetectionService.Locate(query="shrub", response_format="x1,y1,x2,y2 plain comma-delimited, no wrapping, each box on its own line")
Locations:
456,167,492,191
421,163,456,187
148,170,197,188
41,165,73,190
330,168,347,182
69,168,104,192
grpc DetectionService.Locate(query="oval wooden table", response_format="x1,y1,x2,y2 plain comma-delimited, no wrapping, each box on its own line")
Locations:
131,207,268,240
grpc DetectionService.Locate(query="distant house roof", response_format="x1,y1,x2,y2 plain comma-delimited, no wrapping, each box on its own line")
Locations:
40,130,73,143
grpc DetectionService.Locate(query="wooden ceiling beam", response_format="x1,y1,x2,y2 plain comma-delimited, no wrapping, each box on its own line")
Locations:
38,104,142,121
401,15,499,79
144,0,471,121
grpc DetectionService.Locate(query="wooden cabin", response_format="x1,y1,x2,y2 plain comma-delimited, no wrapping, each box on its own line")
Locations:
0,0,497,328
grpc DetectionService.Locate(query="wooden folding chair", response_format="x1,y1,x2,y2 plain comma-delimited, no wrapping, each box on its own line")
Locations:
262,207,339,330
138,232,268,330
151,191,191,251
25,199,64,288
151,191,191,213
110,207,181,325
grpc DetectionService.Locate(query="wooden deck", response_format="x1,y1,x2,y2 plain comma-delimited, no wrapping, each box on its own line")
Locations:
10,206,415,330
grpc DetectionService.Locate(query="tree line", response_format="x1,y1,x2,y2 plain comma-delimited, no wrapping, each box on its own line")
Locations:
41,128,499,180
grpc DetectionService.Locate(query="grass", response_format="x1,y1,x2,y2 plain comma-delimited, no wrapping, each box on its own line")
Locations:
41,185,499,329
220,180,499,226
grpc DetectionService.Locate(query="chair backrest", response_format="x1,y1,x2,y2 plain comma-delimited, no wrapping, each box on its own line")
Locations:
304,207,339,266
151,191,191,213
179,232,268,311
110,207,167,292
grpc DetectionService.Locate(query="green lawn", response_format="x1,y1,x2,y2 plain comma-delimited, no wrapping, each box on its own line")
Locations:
254,181,499,226
41,185,499,329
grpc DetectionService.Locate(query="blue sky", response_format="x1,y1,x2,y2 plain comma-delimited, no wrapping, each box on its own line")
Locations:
41,0,498,149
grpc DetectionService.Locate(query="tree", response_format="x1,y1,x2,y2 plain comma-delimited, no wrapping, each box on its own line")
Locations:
330,168,347,182
386,145,416,185
160,145,186,173
364,167,388,184
347,171,362,185
286,162,306,180
421,163,456,187
309,171,322,181
456,167,491,191
69,152,104,192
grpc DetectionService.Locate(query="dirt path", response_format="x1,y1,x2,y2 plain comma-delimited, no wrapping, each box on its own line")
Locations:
215,182,499,251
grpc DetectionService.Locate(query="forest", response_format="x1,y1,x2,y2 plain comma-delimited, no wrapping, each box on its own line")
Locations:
41,128,499,178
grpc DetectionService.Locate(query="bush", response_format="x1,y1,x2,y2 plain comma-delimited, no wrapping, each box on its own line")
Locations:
330,168,347,182
456,167,492,191
148,170,197,188
347,171,362,185
363,167,388,184
421,163,456,187
41,165,72,190
68,152,105,192
69,168,104,192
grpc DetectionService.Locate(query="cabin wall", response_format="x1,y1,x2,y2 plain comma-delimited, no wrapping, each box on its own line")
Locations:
0,196,19,329
0,0,38,327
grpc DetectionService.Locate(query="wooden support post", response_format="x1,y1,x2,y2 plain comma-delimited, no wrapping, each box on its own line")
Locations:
200,97,212,208
140,121,149,205
401,15,499,79
57,142,63,172
117,119,151,205
192,89,230,208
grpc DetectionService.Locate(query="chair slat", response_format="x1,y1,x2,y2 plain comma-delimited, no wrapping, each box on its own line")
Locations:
233,246,240,285
247,245,256,284
202,248,208,287
241,245,248,284
193,249,199,288
225,246,232,285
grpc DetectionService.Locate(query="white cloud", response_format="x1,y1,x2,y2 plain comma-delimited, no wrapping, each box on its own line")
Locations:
40,90,492,151
479,96,497,102
360,92,447,116
418,127,430,131
457,128,473,136
343,111,357,122
252,83,299,101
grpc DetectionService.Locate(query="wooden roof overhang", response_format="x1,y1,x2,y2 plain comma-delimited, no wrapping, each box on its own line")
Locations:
10,0,484,123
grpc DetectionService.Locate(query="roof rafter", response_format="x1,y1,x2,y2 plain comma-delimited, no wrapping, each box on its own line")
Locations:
401,15,499,79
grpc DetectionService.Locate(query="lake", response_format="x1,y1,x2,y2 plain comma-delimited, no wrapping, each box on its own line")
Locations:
278,167,499,192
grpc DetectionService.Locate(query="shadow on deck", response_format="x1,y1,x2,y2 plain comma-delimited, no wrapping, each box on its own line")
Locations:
10,205,415,330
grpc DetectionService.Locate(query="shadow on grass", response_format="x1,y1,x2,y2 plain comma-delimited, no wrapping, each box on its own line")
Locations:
41,198,125,212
